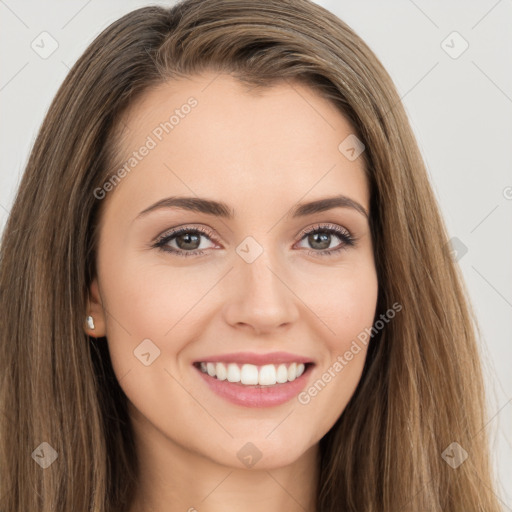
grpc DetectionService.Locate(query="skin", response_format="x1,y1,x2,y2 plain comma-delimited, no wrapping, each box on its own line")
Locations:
87,72,378,512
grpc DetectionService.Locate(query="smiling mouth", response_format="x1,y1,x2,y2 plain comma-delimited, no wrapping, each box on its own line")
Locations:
193,361,313,387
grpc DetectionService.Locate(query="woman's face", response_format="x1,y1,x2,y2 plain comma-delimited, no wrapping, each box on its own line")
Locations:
89,72,378,470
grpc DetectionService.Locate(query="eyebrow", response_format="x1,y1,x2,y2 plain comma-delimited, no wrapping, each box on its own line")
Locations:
135,194,369,221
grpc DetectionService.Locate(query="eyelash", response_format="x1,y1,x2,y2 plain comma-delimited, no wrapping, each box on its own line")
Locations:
152,223,357,258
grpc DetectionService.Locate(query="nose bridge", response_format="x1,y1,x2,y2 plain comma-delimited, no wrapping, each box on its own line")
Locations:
223,236,299,332
242,246,282,299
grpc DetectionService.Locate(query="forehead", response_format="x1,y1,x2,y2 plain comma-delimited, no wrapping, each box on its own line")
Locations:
105,73,369,217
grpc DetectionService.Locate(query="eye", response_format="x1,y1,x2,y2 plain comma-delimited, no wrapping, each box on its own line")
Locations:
295,223,356,257
153,225,218,257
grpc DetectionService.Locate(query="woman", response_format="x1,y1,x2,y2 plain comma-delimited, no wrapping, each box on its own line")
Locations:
0,0,502,510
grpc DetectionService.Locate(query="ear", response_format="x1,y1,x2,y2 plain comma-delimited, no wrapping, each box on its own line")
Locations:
85,277,107,337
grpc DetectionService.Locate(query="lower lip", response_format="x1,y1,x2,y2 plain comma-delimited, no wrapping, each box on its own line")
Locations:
194,364,313,408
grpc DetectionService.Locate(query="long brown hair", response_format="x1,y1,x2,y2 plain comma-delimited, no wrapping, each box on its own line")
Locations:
0,0,502,510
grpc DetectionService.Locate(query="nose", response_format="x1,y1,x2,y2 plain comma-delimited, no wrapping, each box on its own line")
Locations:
222,250,300,335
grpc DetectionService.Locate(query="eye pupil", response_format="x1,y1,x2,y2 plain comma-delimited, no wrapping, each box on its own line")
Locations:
177,232,200,250
309,232,331,250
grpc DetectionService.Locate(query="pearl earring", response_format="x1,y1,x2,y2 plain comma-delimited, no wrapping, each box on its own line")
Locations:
86,315,95,330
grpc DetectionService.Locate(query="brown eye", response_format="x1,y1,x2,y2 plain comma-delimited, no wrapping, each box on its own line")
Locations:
154,226,217,257
305,231,333,250
296,224,356,257
174,232,202,251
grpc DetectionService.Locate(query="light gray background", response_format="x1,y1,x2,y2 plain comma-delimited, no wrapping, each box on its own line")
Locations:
1,0,511,508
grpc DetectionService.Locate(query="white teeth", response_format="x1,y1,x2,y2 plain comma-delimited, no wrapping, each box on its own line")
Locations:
206,362,216,377
240,364,259,385
227,363,241,383
198,361,308,385
216,362,227,381
259,364,276,385
288,362,297,381
276,364,288,383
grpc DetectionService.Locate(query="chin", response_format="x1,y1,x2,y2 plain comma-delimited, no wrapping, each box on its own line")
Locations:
206,437,314,471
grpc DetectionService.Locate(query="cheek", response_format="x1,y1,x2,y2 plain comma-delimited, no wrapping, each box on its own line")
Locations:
293,256,379,347
326,276,378,344
99,248,210,338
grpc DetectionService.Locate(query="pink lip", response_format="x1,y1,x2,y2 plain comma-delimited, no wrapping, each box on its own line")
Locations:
193,351,314,365
194,363,314,408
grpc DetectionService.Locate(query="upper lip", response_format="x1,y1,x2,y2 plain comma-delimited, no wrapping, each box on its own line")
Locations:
193,351,314,366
